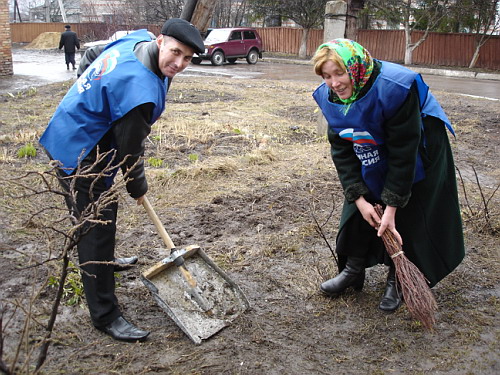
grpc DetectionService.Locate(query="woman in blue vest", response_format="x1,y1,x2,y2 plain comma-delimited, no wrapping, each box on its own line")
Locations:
40,19,205,342
312,39,464,312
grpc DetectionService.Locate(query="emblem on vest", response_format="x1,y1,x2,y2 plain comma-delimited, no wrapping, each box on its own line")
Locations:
77,49,121,94
339,128,381,166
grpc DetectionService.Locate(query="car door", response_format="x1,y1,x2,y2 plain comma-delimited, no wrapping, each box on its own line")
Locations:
225,31,245,57
242,30,260,54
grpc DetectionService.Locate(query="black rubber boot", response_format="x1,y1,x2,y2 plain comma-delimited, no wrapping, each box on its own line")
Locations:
379,264,402,312
320,257,366,296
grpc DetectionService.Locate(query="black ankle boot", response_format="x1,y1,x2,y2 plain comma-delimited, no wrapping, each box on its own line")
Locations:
379,265,402,312
320,257,366,296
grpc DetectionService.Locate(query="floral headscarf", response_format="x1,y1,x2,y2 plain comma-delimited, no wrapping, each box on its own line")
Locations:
317,39,374,106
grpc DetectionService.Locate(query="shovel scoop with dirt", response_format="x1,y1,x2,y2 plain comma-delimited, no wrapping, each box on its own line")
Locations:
140,196,250,344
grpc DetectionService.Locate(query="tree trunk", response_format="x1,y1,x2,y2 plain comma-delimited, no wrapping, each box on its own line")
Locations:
469,47,480,69
191,0,218,33
469,34,488,69
404,25,413,65
298,28,310,59
404,47,413,65
346,0,360,41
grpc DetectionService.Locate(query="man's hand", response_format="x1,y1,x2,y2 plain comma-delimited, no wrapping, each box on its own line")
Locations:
136,195,145,205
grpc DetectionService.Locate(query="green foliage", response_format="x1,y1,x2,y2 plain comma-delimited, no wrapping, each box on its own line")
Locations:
48,263,84,306
188,153,199,163
147,157,164,167
232,128,243,134
7,87,37,98
17,143,37,158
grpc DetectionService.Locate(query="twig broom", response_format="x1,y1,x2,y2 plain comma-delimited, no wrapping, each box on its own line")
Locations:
374,204,438,330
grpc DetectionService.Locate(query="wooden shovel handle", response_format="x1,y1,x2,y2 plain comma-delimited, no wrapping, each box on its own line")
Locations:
179,265,197,288
142,195,175,250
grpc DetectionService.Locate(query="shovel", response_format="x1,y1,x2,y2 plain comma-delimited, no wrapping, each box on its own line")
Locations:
142,196,210,311
140,196,250,344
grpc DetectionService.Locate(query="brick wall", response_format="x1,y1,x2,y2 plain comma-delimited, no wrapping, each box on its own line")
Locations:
0,0,13,76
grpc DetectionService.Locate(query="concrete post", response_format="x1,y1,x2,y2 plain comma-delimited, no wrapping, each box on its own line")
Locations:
317,0,348,135
324,0,348,42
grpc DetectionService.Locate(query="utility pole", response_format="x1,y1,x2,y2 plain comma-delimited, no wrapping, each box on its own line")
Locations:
57,0,67,22
44,0,50,22
180,0,198,21
13,0,22,22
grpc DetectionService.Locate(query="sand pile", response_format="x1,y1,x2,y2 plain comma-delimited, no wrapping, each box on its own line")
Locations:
25,32,61,49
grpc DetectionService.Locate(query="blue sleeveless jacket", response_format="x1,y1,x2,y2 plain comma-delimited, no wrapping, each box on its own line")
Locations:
40,30,167,175
313,60,453,200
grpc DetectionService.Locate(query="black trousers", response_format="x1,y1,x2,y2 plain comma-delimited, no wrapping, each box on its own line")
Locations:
58,170,121,327
64,52,76,67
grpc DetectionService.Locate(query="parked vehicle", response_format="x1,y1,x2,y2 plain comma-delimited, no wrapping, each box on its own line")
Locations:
192,28,263,66
83,30,156,49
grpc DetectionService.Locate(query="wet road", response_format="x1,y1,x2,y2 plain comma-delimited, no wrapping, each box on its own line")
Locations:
1,48,499,101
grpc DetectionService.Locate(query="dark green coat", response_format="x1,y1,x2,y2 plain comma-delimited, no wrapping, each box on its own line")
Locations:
329,62,465,287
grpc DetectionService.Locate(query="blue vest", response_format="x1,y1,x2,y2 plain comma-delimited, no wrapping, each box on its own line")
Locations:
313,60,453,200
40,30,167,175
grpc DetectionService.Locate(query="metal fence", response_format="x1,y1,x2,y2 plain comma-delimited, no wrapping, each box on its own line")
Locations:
9,23,500,70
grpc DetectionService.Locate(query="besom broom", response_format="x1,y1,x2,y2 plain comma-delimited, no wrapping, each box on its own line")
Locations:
374,204,438,330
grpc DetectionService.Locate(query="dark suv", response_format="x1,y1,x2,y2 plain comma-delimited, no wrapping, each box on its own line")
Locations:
193,28,263,66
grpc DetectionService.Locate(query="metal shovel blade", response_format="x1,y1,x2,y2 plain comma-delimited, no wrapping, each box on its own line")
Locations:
141,245,250,344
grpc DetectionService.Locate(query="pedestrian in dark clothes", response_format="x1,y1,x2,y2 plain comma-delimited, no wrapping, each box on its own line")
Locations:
59,24,80,70
312,39,465,313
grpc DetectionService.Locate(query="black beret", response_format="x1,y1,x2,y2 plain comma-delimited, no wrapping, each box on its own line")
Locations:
65,25,71,29
161,18,204,54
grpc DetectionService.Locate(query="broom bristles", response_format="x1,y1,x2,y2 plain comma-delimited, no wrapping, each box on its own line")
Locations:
374,204,438,330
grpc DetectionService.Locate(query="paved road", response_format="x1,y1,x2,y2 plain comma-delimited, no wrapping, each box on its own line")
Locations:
1,48,499,101
187,59,500,101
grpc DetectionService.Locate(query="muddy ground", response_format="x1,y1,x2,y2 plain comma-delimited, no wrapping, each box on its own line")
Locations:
0,71,499,375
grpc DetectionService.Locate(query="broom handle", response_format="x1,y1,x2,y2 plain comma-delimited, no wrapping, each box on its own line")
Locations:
374,204,403,256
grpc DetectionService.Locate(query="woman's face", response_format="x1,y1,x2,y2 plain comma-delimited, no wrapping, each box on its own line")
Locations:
321,60,353,100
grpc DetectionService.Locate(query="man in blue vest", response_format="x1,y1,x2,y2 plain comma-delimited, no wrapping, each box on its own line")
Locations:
40,19,205,342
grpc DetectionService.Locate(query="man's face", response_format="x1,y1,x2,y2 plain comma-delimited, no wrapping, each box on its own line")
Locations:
156,35,195,78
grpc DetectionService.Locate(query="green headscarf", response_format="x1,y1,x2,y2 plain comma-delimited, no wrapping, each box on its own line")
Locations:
317,39,374,106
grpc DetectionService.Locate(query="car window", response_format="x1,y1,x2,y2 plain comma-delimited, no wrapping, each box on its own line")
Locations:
204,29,231,44
243,31,256,40
229,31,242,41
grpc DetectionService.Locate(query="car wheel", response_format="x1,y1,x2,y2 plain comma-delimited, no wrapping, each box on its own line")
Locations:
211,51,225,66
246,49,258,64
227,58,237,64
191,57,202,65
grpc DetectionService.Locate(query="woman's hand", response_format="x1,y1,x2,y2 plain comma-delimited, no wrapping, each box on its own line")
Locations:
355,198,403,246
135,195,145,205
377,205,403,246
355,196,380,229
